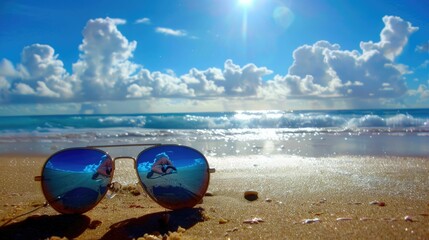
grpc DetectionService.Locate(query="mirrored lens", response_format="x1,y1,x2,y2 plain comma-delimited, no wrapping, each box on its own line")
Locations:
136,145,210,210
41,148,113,214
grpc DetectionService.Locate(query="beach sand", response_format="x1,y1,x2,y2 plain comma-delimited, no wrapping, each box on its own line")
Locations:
0,154,428,239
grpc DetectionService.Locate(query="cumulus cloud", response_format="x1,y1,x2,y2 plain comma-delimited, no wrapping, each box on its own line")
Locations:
262,16,418,100
409,80,429,99
361,16,418,61
0,44,73,102
125,59,271,99
73,17,139,100
0,15,419,109
155,27,187,37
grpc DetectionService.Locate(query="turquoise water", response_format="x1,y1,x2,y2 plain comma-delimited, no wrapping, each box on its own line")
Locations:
0,109,428,157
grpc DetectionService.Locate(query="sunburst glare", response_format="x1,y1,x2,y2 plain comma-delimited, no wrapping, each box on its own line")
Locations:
239,0,253,7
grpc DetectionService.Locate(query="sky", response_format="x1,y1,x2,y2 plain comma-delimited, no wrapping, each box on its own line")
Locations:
0,0,428,115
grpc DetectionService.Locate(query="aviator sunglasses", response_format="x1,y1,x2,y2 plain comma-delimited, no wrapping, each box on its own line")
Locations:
34,144,213,214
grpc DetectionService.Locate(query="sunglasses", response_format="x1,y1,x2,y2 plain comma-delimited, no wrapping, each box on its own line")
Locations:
34,144,213,214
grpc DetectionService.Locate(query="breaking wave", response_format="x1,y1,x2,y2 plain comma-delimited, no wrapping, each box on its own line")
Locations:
0,109,428,133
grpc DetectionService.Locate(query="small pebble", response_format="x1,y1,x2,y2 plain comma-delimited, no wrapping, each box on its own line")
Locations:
404,215,414,222
88,220,102,229
265,198,272,203
302,218,320,224
130,189,141,196
244,190,258,201
219,217,229,224
205,191,214,196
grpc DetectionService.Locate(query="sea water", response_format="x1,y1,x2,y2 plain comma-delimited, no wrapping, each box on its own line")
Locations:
0,109,428,157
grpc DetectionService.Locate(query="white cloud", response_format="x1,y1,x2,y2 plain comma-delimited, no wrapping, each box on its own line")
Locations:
415,42,428,53
155,27,187,37
13,83,35,95
409,80,429,99
261,16,417,102
360,16,418,61
181,67,225,96
135,18,151,24
125,59,271,98
222,60,273,96
0,15,420,111
0,44,73,102
73,17,139,100
418,60,429,69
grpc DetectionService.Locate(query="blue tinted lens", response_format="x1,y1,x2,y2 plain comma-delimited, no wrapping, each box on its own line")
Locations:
41,148,113,214
136,145,210,210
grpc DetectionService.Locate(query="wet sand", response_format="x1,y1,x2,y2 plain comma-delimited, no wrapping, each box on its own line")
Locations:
0,154,428,239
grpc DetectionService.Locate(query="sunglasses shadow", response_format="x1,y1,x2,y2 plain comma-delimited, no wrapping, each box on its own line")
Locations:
0,214,90,240
101,207,205,239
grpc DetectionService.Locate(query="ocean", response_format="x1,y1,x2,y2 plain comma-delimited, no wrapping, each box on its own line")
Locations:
0,109,428,157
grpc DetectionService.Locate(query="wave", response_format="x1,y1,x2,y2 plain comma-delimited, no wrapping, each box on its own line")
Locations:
0,109,428,133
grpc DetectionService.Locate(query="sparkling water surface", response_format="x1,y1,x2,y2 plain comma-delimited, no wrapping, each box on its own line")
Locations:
0,109,428,157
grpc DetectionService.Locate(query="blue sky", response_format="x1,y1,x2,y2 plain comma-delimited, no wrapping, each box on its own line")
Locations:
0,0,428,115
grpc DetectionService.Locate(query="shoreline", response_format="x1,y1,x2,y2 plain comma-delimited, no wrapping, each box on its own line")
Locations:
0,154,428,239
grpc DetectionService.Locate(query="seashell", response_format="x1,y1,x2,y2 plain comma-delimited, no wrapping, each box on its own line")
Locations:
219,217,229,224
302,218,320,224
226,227,239,233
244,190,258,201
243,217,264,224
404,215,414,222
369,200,385,206
265,198,272,203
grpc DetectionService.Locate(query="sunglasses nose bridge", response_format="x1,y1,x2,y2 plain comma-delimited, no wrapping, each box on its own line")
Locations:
112,156,136,162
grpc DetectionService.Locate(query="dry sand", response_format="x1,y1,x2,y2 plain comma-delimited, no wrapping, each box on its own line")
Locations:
0,154,428,239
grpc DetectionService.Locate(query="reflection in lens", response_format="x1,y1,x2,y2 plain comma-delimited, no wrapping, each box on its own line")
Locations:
136,145,210,210
41,148,113,214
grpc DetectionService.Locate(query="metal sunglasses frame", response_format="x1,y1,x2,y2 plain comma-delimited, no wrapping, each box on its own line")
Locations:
35,143,215,214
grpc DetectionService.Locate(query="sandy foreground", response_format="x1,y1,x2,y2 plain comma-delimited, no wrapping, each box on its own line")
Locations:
0,154,428,239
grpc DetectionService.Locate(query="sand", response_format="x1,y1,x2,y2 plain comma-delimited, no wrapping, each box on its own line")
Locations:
0,154,428,239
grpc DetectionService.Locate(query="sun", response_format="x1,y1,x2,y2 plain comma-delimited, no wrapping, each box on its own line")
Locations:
239,0,253,7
